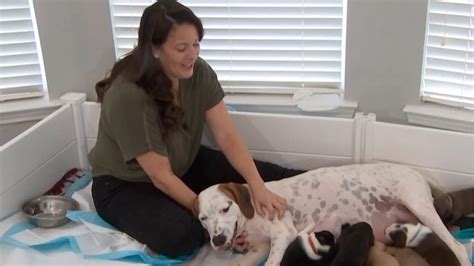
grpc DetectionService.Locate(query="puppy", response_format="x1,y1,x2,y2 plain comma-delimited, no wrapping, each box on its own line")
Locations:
281,223,336,266
385,222,460,266
385,246,429,266
434,188,474,225
365,241,399,266
330,222,374,266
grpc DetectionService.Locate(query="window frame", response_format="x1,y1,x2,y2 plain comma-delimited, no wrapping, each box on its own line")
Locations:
0,0,47,102
420,0,474,109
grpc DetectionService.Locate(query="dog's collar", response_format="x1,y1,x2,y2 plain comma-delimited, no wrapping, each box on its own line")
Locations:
406,223,422,246
301,233,322,260
301,232,333,260
308,234,318,255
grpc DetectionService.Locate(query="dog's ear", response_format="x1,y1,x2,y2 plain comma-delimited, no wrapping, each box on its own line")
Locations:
219,182,255,219
192,197,199,217
389,230,407,248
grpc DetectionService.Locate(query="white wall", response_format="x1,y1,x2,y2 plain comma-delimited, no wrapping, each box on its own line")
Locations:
0,121,38,146
33,0,115,100
31,0,429,124
344,0,428,124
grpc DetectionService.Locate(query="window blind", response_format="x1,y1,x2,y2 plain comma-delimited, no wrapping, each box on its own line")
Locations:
0,0,45,101
423,0,474,108
110,0,344,93
109,0,151,60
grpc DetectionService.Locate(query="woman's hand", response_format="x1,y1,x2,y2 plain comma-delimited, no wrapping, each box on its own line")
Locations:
249,183,287,220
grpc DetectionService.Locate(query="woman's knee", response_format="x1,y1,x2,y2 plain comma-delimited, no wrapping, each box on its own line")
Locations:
147,217,205,258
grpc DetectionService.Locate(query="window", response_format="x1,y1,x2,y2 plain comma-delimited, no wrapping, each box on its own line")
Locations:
0,0,46,101
109,0,149,60
109,0,345,95
423,0,474,108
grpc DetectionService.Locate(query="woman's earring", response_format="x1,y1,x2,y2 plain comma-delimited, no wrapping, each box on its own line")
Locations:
152,49,160,59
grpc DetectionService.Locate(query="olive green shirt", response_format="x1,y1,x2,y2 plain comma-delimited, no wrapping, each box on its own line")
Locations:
88,57,224,182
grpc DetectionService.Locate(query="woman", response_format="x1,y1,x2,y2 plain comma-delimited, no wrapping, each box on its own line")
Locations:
89,0,303,257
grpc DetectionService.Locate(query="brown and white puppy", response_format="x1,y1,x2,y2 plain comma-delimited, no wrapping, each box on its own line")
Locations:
384,246,429,266
330,222,374,266
365,241,399,266
434,188,474,225
385,222,460,266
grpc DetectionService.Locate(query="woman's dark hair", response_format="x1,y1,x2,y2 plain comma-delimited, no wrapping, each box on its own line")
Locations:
96,0,204,137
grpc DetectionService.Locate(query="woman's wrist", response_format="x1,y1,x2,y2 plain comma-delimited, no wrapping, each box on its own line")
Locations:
191,195,199,217
247,177,265,192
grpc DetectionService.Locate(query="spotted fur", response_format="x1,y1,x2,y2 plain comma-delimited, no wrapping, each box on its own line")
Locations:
195,163,470,266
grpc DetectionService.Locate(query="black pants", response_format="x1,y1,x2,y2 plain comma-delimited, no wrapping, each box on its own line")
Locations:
91,146,304,258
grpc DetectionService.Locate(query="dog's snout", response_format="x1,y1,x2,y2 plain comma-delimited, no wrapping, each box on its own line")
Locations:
212,234,227,246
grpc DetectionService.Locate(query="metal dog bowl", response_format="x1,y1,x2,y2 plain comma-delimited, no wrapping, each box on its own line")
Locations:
22,195,79,228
